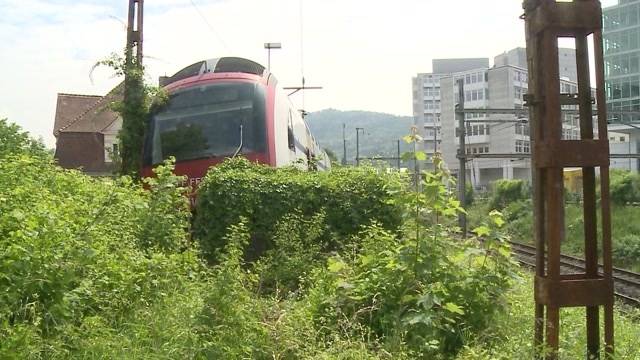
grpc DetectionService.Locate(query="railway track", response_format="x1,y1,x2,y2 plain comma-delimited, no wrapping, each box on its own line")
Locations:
509,241,640,306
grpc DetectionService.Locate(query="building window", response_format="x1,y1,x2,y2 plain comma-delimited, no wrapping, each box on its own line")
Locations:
516,140,523,153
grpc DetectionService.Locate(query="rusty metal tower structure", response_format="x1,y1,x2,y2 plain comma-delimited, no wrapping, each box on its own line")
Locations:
523,0,614,359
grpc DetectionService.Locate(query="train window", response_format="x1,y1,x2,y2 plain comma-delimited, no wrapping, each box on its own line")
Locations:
143,82,267,165
288,110,295,151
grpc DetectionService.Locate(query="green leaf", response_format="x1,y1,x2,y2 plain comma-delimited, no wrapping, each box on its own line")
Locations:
328,258,346,273
414,151,427,161
472,225,491,237
443,302,465,315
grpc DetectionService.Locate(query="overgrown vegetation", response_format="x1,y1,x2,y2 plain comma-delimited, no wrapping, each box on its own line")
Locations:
610,169,640,206
0,118,48,159
469,171,640,271
94,53,167,178
2,119,638,358
193,158,405,263
488,179,529,210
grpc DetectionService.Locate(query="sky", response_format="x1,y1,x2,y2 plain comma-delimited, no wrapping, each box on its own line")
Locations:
0,0,620,147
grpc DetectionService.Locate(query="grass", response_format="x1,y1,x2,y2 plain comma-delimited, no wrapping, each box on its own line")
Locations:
454,273,640,359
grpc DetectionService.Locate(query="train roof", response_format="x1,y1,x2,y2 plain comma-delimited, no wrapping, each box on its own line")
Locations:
160,57,269,87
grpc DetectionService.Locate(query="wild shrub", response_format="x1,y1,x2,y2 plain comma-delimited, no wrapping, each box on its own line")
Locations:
0,155,201,356
610,169,640,205
303,145,518,357
489,179,529,210
252,212,330,293
193,157,404,263
612,234,640,267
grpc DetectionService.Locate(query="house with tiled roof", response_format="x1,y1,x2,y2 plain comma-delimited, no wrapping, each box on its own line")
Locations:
53,83,123,175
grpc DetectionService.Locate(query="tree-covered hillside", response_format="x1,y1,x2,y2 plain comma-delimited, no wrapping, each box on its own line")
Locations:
306,109,414,164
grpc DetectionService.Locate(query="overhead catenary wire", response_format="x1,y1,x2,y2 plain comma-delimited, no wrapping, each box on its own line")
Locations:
188,0,231,53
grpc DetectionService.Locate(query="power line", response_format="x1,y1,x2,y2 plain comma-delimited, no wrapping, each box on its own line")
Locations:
188,0,230,53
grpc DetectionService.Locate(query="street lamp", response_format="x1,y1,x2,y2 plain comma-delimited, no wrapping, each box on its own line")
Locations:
355,127,365,166
263,42,282,72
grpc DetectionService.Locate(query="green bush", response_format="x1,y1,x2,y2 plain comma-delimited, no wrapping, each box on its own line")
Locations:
305,210,517,357
489,179,529,210
193,158,405,263
612,234,640,267
465,183,474,206
0,155,203,357
610,169,640,205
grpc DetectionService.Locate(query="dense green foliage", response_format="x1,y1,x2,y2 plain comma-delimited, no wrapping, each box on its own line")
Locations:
610,169,640,205
4,119,636,358
0,118,48,159
488,179,529,210
469,177,640,271
193,158,405,263
0,155,202,357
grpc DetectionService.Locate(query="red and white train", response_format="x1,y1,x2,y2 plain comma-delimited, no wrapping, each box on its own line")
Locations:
141,57,329,186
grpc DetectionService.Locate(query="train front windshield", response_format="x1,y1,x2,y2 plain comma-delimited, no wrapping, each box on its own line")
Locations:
143,82,267,166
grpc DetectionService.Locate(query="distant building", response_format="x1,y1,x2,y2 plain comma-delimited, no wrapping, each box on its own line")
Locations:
494,47,578,81
53,84,123,175
603,0,640,171
412,58,489,155
439,62,584,188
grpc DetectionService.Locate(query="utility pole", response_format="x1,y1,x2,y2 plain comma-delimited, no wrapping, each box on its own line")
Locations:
125,0,143,69
342,123,347,165
397,139,401,169
455,79,466,235
121,0,144,176
355,127,364,166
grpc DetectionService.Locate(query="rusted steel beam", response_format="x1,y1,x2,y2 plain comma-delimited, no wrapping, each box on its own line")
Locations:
523,0,614,358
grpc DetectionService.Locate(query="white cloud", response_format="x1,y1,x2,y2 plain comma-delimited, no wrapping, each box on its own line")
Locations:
1,0,533,148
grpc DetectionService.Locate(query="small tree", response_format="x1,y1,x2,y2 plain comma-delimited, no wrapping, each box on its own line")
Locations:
0,118,48,159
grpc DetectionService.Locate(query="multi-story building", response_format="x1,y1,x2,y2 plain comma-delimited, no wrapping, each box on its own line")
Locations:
412,58,489,155
494,47,578,81
439,63,584,188
603,0,640,171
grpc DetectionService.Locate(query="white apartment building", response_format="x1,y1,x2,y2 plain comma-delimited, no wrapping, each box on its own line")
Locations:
439,63,591,188
412,58,489,155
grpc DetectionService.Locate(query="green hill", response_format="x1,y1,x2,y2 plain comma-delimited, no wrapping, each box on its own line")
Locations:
306,109,414,164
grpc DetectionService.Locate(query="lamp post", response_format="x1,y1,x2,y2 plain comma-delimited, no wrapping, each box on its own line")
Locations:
356,127,364,166
263,42,282,72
